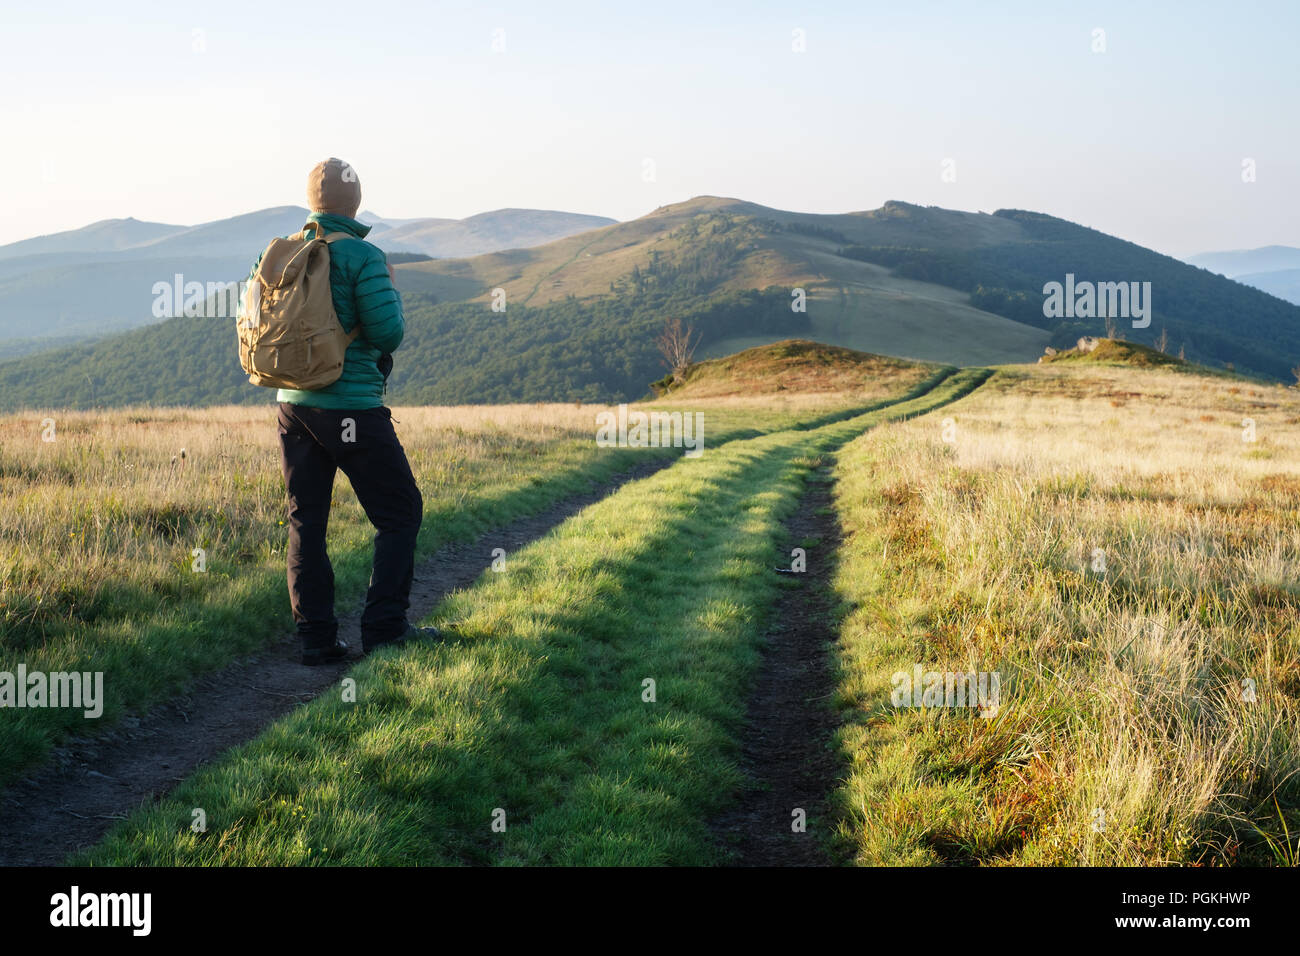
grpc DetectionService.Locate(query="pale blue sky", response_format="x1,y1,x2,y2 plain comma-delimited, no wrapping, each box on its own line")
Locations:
1,0,1295,256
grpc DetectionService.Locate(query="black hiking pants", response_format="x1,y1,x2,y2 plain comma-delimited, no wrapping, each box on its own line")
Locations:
276,402,423,650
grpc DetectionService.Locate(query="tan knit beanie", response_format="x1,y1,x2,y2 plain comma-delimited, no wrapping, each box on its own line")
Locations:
306,158,361,217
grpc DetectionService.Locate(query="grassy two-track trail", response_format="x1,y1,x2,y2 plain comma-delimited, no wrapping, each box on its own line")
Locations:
0,368,930,791
72,368,989,865
10,337,1294,867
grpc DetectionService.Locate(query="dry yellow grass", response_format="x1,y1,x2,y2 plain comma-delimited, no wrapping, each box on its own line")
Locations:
0,402,611,647
833,363,1300,865
664,340,937,401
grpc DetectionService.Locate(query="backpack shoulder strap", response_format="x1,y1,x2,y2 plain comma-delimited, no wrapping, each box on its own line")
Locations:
297,223,365,343
298,222,351,243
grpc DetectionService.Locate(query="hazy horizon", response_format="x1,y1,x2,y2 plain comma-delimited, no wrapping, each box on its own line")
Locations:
2,0,1297,258
7,193,1297,263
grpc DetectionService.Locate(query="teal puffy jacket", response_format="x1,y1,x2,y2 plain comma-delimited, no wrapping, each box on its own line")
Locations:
245,212,404,410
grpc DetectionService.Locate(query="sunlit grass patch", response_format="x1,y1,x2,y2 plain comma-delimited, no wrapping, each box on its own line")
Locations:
830,364,1300,866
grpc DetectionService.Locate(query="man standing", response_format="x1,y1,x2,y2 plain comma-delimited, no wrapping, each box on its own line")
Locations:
256,158,435,665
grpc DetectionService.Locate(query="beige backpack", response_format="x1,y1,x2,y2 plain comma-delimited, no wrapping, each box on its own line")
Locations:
237,223,361,390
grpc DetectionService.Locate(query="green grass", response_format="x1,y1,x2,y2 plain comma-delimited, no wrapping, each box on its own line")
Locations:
703,280,1050,369
76,369,990,865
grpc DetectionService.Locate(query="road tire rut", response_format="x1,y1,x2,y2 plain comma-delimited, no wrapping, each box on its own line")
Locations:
713,464,843,866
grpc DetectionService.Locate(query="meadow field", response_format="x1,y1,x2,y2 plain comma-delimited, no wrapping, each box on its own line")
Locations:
1,342,1296,866
0,343,938,788
832,361,1300,865
0,402,673,784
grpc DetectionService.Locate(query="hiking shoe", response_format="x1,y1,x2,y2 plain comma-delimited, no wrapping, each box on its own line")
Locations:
301,639,351,666
362,624,445,656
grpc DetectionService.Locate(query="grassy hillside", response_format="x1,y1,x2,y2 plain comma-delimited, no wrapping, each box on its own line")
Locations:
398,196,1027,310
0,232,809,410
653,339,939,400
398,196,1048,367
1039,338,1189,370
2,196,1297,410
0,201,1033,411
401,196,1300,377
836,208,1300,379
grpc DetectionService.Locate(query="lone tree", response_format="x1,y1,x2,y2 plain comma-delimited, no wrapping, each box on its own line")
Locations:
656,317,701,374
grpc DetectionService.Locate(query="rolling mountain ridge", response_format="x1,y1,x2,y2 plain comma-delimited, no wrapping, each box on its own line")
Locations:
0,206,617,356
1,195,1296,410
